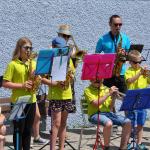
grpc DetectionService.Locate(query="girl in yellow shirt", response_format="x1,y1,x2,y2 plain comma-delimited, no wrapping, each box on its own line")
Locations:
3,37,36,150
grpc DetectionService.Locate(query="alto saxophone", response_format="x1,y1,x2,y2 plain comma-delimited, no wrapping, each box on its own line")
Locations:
28,52,41,92
63,67,75,90
113,34,127,77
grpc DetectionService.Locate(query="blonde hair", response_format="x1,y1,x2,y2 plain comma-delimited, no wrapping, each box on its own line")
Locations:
12,37,32,60
128,50,141,62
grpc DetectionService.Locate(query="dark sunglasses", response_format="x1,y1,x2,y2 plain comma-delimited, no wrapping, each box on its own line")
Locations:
22,46,33,51
62,34,71,38
114,23,122,27
131,60,142,64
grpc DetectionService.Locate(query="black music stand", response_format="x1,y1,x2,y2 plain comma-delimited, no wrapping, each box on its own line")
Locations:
129,44,144,53
35,48,76,150
81,54,116,150
120,88,150,150
8,95,31,150
0,75,3,87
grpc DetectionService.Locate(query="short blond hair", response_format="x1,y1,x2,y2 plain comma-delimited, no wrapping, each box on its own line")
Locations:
128,50,142,62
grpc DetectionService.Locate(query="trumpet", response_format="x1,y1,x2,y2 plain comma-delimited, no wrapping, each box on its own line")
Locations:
140,67,150,77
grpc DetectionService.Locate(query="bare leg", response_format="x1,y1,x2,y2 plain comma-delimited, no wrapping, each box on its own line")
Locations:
58,111,68,150
136,125,143,144
103,121,112,147
0,125,6,150
51,112,61,150
120,121,131,149
33,103,41,139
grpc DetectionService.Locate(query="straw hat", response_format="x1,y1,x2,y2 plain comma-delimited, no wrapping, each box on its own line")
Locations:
57,24,72,36
128,50,142,62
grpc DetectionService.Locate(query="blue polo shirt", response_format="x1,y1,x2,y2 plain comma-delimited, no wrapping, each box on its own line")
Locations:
95,32,130,75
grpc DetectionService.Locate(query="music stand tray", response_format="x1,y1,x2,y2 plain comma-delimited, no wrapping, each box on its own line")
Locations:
120,88,150,149
81,54,116,80
120,88,150,111
129,44,144,53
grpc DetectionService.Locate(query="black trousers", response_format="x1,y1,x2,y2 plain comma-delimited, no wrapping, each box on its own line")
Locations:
13,103,36,150
104,75,127,93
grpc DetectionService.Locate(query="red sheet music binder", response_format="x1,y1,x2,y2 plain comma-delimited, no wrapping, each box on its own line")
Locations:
81,54,116,80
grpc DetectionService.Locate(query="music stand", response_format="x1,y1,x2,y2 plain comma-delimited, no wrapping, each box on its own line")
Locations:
0,75,3,88
81,54,116,150
8,95,31,150
129,44,144,53
120,88,150,149
35,48,76,150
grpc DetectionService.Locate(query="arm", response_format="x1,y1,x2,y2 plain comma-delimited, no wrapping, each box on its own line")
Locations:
41,77,60,87
91,86,118,108
126,67,147,84
2,80,33,90
95,37,103,53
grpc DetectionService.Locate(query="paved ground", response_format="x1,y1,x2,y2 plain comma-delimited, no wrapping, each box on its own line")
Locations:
4,121,150,150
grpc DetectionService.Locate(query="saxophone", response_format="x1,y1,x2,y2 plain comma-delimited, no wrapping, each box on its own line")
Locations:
28,52,41,92
63,67,75,90
113,34,127,77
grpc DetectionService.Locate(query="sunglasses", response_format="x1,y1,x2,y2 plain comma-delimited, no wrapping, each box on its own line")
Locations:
131,61,142,64
62,34,71,39
22,46,33,51
114,23,122,27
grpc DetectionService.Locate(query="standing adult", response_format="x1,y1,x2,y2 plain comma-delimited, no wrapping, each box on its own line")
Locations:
96,15,130,93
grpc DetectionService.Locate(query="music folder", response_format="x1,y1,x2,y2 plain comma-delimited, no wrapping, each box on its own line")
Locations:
81,54,116,80
120,88,150,111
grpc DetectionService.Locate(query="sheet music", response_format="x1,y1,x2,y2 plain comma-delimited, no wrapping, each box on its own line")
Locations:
9,95,31,121
51,56,68,81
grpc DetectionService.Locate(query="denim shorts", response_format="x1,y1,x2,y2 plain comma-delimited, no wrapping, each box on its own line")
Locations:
126,109,147,126
89,112,130,126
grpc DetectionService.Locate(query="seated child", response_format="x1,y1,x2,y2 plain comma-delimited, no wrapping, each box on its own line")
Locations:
84,79,131,150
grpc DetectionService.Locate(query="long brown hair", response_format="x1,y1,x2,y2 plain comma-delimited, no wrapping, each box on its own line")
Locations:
12,37,32,60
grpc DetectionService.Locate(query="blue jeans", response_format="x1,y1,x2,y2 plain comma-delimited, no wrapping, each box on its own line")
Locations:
126,109,147,126
89,112,130,126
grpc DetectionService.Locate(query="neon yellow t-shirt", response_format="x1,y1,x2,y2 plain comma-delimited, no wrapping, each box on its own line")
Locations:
3,59,36,103
84,84,112,117
48,59,75,100
125,67,150,90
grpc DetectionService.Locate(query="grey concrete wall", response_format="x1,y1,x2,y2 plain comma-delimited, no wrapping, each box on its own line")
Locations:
0,0,150,127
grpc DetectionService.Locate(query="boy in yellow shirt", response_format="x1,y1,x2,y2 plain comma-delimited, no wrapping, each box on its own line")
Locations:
84,79,131,150
125,50,150,150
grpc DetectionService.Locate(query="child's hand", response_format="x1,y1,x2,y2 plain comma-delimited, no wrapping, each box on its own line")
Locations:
109,86,119,96
22,80,33,90
141,66,148,76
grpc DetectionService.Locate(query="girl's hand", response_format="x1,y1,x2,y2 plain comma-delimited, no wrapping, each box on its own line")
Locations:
22,80,33,89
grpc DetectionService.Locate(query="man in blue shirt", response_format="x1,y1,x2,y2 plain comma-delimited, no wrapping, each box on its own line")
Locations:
96,15,131,93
